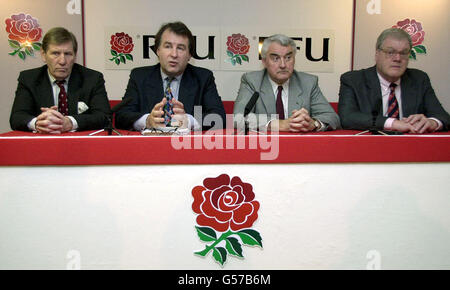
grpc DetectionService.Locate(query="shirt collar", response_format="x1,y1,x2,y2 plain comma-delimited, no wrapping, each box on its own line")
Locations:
47,70,70,85
267,77,289,94
377,72,400,90
160,69,183,83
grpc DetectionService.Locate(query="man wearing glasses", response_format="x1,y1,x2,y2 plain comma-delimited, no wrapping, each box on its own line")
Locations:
233,34,340,132
339,28,450,133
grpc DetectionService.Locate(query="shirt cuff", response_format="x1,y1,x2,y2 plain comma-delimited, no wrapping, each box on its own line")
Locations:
429,117,443,131
186,114,200,131
133,114,149,131
315,119,327,132
67,116,78,132
384,118,396,130
28,117,37,132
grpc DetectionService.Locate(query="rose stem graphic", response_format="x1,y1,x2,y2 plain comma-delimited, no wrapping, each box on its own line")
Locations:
194,230,234,257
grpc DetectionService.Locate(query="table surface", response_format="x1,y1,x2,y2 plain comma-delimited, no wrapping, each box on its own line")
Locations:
1,130,449,165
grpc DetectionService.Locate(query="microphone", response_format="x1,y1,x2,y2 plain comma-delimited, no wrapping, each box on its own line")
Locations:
242,92,260,135
89,97,133,136
371,98,382,130
111,97,133,113
244,92,260,117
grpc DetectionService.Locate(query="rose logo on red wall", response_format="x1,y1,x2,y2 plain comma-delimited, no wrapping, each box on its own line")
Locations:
5,13,43,60
226,33,250,66
393,18,426,60
192,174,262,266
109,32,134,65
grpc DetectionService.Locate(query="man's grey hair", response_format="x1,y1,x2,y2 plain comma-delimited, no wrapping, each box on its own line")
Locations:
261,34,297,59
376,28,412,50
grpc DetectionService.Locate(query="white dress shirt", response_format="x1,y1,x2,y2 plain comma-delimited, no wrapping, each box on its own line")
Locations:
27,72,78,131
377,73,442,131
133,69,200,131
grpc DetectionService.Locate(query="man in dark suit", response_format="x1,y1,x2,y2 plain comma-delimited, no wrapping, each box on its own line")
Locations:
339,28,450,133
10,27,111,133
115,22,225,131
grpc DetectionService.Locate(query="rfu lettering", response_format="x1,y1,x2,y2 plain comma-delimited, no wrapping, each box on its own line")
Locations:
143,35,215,60
258,36,330,62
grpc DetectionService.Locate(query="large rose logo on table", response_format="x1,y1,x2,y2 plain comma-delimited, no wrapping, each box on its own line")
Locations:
192,174,262,266
5,13,43,60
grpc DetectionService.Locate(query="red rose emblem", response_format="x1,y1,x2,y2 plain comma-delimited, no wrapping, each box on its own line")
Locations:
393,18,425,47
226,33,250,55
110,32,134,54
5,13,42,43
192,174,260,232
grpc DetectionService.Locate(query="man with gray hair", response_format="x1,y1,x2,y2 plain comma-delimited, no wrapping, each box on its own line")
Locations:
233,34,340,132
339,28,450,133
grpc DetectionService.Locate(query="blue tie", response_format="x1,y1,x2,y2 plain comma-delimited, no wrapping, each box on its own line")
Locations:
164,77,174,126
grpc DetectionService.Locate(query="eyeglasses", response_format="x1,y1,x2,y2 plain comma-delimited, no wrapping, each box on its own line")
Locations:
379,48,410,59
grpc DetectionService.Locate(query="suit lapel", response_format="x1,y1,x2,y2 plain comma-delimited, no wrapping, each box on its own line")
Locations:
36,67,54,108
288,73,303,115
67,65,81,115
365,66,383,113
260,73,276,115
144,65,164,110
179,66,195,115
400,70,416,117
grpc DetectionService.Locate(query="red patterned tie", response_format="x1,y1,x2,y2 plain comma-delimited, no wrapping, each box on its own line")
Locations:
387,83,399,119
56,80,68,116
276,85,285,119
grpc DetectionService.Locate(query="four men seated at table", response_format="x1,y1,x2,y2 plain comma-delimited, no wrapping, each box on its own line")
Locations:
9,24,450,134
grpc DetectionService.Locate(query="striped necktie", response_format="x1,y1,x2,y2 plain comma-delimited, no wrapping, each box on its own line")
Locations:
387,83,399,119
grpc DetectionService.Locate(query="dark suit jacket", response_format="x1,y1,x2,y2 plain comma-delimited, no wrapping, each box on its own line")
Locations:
115,63,226,130
338,66,450,131
10,63,111,131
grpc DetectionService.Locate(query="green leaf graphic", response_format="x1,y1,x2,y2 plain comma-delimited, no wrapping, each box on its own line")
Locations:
237,229,263,247
125,54,133,61
235,55,242,65
231,58,236,66
225,237,243,257
195,226,217,242
120,55,126,64
18,51,26,60
409,49,417,60
32,42,42,51
111,50,118,57
414,45,426,54
212,247,227,266
114,58,120,65
25,46,34,56
227,50,234,57
241,55,249,62
8,40,20,49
